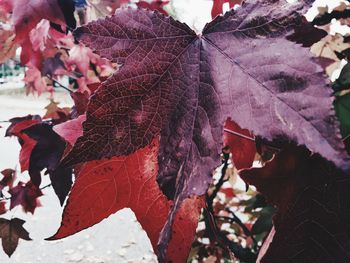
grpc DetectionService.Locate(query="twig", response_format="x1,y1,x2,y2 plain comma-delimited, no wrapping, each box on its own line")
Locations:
40,183,52,190
206,150,230,211
225,208,258,249
203,208,257,263
204,150,257,262
0,183,52,201
46,75,74,93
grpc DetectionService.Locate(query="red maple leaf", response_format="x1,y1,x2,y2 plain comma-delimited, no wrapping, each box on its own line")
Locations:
211,0,242,19
49,136,203,262
2,0,75,43
9,181,43,214
224,119,256,169
6,116,41,172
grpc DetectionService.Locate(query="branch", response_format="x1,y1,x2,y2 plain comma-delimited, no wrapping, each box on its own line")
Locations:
46,75,74,93
203,208,257,263
206,150,230,211
204,150,257,261
225,208,258,249
0,183,52,201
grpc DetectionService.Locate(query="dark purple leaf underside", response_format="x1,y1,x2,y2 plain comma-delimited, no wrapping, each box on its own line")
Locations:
60,0,350,261
24,123,72,205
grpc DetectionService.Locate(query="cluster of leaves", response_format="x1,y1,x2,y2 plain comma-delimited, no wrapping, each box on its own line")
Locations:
0,0,350,262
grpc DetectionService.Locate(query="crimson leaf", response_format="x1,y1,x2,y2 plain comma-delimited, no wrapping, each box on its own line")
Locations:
2,0,75,43
48,137,203,262
60,1,350,259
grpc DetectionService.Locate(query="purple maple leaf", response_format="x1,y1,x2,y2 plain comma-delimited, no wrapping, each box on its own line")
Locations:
59,0,350,261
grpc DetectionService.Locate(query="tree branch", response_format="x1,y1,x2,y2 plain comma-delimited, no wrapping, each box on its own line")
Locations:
206,150,230,211
46,75,74,93
204,149,257,262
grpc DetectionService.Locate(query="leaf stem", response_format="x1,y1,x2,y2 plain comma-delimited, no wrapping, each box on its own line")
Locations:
46,75,74,93
0,183,52,201
206,151,230,211
224,128,255,141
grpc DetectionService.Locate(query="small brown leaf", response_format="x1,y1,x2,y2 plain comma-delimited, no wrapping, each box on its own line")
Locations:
0,218,31,257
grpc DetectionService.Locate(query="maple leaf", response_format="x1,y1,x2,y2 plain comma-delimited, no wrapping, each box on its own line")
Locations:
65,3,350,169
240,146,350,262
20,37,44,69
224,119,255,169
311,34,350,77
335,92,350,154
86,0,128,17
9,181,43,214
48,137,203,262
6,115,42,172
333,63,350,93
2,0,76,43
23,65,49,95
0,202,6,215
29,19,50,52
23,123,73,204
286,17,327,47
0,218,31,257
0,27,17,63
53,114,86,146
43,99,71,124
0,169,16,190
61,2,350,258
211,0,242,19
42,53,67,77
66,44,99,77
137,0,169,15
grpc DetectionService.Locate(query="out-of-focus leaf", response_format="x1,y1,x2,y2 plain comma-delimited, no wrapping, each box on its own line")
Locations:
334,91,350,153
5,115,42,173
286,17,327,47
0,169,16,190
333,63,350,92
240,146,350,262
23,123,73,204
211,0,242,19
137,0,169,15
0,28,17,63
1,0,75,43
251,206,275,235
9,181,43,214
0,218,31,257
